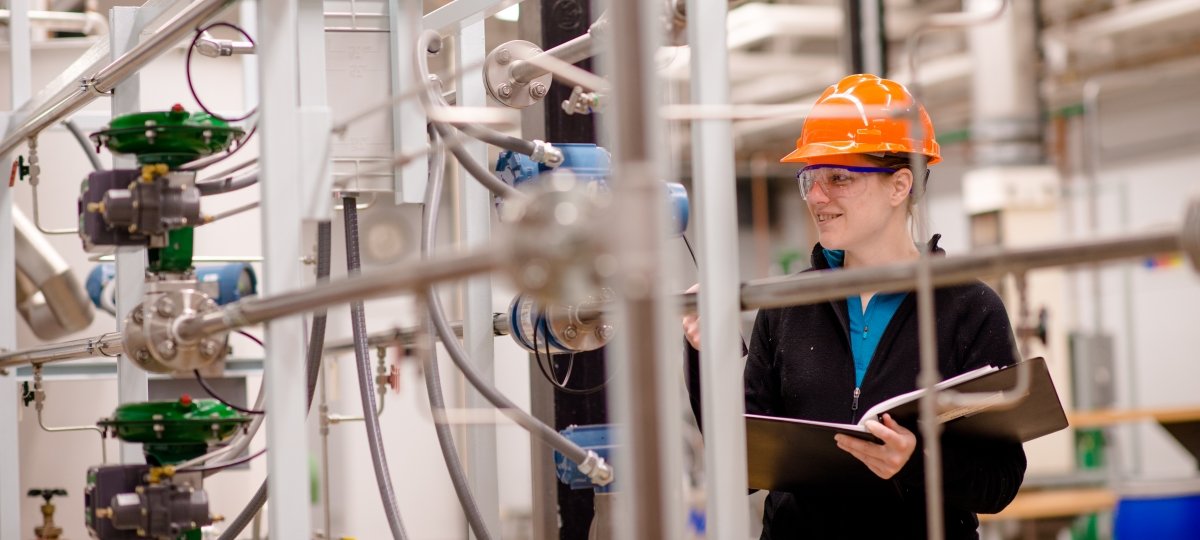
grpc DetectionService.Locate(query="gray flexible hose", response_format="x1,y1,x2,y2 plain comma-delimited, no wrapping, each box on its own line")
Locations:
457,122,537,156
414,30,525,201
197,172,259,196
344,197,410,540
217,221,332,540
63,120,103,171
421,129,494,540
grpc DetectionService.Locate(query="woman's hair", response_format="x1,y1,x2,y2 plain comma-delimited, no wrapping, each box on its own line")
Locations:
861,152,928,215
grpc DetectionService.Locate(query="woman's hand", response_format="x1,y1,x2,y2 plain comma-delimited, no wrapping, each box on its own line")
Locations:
834,414,917,480
681,284,701,350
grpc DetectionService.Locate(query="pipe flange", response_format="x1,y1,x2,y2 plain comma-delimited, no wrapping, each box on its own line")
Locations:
1185,199,1200,274
123,289,228,374
545,288,615,352
484,40,554,109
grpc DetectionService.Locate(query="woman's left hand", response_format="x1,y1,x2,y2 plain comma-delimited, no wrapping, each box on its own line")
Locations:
834,414,917,480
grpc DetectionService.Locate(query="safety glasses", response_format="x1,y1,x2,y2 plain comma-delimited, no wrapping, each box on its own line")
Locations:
796,165,897,201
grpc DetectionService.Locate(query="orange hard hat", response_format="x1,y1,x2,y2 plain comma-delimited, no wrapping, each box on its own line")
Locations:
780,74,941,165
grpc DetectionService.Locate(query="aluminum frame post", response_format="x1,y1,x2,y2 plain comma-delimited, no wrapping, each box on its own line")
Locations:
601,0,685,538
258,0,312,537
390,0,427,203
0,1,32,536
110,6,149,465
684,0,750,536
456,18,503,539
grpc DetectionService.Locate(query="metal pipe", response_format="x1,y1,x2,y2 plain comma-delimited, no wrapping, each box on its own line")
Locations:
0,332,121,371
0,0,235,160
176,247,502,341
0,9,108,35
510,28,600,85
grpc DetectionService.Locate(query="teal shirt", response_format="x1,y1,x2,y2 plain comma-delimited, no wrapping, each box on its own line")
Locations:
823,249,908,388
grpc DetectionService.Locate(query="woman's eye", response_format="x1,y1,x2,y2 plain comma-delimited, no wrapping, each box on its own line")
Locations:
830,174,852,185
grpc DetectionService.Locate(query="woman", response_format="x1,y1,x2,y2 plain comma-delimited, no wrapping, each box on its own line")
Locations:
683,74,1025,539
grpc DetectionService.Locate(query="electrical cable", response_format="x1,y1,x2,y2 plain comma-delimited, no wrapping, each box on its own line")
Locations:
414,30,525,201
186,22,257,122
456,122,537,156
344,196,410,540
194,369,264,415
420,128,494,540
62,119,103,171
532,315,607,395
196,171,259,196
216,221,332,540
179,447,266,474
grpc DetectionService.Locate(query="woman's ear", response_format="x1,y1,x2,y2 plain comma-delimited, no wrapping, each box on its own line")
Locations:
889,169,914,208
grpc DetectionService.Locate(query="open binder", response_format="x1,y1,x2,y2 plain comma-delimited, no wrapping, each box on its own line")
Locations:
746,356,1068,491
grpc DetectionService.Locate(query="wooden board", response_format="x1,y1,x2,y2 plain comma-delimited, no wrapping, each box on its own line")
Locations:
1068,406,1200,428
979,488,1117,522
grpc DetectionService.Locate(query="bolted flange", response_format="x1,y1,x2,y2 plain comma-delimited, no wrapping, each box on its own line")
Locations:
484,40,554,109
122,283,229,374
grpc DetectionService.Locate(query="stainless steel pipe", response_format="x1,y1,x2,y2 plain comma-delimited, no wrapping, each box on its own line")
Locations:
0,332,122,370
176,248,502,342
510,29,600,85
0,0,235,159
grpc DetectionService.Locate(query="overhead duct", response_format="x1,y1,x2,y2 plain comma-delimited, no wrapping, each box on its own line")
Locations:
965,0,1042,165
14,206,95,340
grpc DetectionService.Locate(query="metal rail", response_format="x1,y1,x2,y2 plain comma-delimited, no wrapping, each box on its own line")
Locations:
0,332,122,370
176,248,502,342
0,0,236,160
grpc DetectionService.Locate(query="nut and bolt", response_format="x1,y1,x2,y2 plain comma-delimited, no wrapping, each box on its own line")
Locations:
200,340,220,358
157,340,177,357
131,307,144,324
563,325,579,340
530,82,549,99
497,49,512,64
498,83,514,98
156,297,176,317
597,324,615,341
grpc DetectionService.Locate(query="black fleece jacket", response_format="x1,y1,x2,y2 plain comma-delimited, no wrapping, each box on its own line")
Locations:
686,237,1026,539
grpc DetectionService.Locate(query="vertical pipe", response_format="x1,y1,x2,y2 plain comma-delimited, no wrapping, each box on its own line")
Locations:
750,154,770,279
389,0,427,203
110,6,149,465
456,18,502,539
257,0,312,537
240,0,259,122
601,0,684,538
684,0,750,537
844,0,886,76
0,1,32,537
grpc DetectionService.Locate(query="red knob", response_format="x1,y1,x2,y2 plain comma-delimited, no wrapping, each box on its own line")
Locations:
171,103,185,113
179,393,192,406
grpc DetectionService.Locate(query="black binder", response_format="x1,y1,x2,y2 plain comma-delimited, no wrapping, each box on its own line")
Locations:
746,357,1068,491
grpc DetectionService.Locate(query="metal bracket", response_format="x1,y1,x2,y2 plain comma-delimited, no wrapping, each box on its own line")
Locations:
484,40,553,109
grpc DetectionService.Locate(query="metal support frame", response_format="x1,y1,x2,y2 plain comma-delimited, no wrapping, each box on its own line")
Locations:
603,0,684,538
684,0,750,536
0,1,32,535
110,6,149,465
257,0,311,537
456,17,503,538
390,0,427,203
423,0,523,33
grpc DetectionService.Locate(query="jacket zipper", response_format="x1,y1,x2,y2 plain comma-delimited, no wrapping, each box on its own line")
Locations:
851,387,861,419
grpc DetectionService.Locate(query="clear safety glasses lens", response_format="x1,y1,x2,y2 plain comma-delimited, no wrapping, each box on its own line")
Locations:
796,165,897,201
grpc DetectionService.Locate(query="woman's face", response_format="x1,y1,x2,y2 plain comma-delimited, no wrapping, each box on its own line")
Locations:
800,154,912,251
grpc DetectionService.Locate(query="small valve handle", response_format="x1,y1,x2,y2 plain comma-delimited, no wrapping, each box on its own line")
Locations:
26,488,67,503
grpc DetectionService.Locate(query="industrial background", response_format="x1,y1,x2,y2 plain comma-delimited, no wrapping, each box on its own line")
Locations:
0,0,1198,539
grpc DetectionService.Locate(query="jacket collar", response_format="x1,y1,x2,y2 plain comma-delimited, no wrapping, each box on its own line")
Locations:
808,233,945,271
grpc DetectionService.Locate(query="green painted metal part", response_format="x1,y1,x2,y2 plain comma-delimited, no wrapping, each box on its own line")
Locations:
90,108,245,169
97,398,249,465
149,228,195,273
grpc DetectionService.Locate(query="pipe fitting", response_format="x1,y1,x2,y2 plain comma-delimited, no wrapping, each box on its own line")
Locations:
529,140,564,168
578,450,614,487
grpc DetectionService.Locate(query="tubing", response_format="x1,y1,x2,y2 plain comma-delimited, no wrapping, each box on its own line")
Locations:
216,221,333,540
197,171,259,196
421,129,494,540
62,120,103,171
344,197,410,540
414,30,525,201
456,122,537,156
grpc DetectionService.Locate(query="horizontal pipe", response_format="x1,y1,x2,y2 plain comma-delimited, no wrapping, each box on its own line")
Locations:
322,313,514,356
511,31,598,85
0,332,122,370
0,0,235,159
177,248,502,341
736,228,1181,311
0,9,107,35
